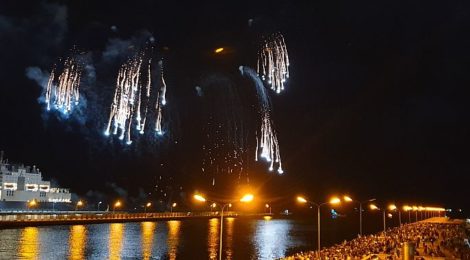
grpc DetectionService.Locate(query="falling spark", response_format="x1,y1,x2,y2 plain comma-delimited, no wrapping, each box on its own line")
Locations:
240,66,283,174
257,33,290,94
154,59,167,135
105,55,154,144
45,57,82,114
155,94,163,135
159,60,167,106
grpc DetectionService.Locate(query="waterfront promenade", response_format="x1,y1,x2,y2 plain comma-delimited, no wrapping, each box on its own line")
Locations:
0,211,269,228
283,217,470,259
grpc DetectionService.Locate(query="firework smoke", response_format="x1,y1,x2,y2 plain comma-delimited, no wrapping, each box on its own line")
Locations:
199,73,248,184
257,32,290,94
240,66,283,174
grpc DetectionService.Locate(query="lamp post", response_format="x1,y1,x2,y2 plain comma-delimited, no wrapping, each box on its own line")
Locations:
412,206,418,222
75,200,83,211
403,205,412,223
265,204,272,214
171,202,177,213
145,202,151,213
194,193,253,260
113,200,121,213
388,204,401,226
297,196,341,257
369,204,387,232
97,201,102,211
28,199,37,211
343,196,375,236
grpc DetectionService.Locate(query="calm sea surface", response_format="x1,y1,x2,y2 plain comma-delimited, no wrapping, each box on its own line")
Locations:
0,215,396,259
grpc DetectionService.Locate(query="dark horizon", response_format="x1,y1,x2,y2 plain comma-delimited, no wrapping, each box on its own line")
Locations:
0,1,469,212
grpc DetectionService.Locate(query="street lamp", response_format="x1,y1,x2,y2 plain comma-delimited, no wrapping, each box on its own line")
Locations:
97,201,102,211
297,196,341,256
210,202,217,212
369,203,387,232
193,193,254,260
113,200,121,213
28,199,37,210
412,206,419,221
388,204,401,226
76,200,84,211
171,202,177,213
342,196,375,236
403,205,412,223
265,204,272,214
144,202,151,213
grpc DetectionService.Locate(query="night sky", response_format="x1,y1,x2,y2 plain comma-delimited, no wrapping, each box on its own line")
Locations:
1,1,469,212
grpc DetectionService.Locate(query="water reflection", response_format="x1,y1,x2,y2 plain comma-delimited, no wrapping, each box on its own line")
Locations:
254,219,292,260
141,222,156,260
0,218,312,259
225,217,234,260
208,218,219,259
19,227,39,260
69,225,86,260
109,223,124,260
167,220,181,260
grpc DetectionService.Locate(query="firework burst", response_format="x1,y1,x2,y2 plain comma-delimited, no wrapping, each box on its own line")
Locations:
104,55,152,144
257,32,290,94
45,57,82,114
240,66,283,174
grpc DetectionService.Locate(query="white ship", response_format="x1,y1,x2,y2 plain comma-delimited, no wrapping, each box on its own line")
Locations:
0,151,71,203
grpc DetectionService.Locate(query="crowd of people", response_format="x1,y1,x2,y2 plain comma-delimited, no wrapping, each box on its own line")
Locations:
283,219,470,259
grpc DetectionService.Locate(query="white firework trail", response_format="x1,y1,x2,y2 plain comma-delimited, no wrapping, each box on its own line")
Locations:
159,60,167,106
239,66,283,174
45,58,82,114
154,59,167,136
257,32,290,94
104,56,154,144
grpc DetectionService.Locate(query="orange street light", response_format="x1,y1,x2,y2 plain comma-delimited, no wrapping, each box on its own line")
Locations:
369,204,380,210
240,194,254,202
194,194,206,202
297,196,308,203
192,192,254,260
265,203,272,214
342,196,375,236
403,205,413,223
388,204,401,225
295,195,344,256
214,47,224,54
113,200,121,213
75,200,84,211
329,197,341,205
28,199,37,209
144,202,151,213
170,202,177,213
